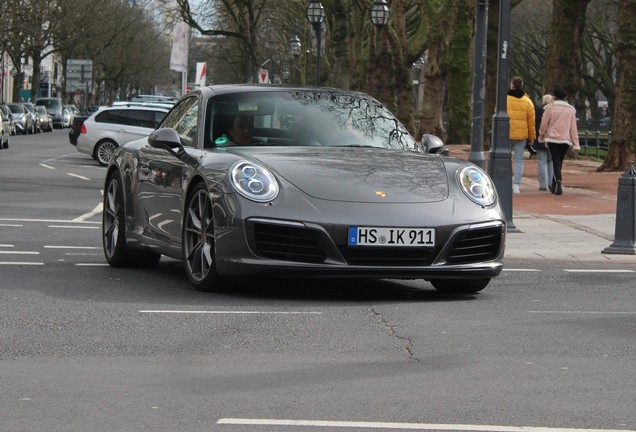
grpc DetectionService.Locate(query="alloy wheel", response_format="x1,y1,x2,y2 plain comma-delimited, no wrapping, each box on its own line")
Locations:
183,187,216,284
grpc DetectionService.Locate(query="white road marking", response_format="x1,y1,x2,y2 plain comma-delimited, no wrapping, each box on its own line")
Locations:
0,218,99,224
140,310,322,315
0,262,44,266
40,153,79,164
48,225,99,229
0,223,22,227
529,311,635,315
39,163,55,170
66,172,91,181
72,203,103,222
563,269,634,273
216,418,635,432
0,244,15,247
44,245,99,250
75,263,109,266
0,251,39,255
503,268,541,272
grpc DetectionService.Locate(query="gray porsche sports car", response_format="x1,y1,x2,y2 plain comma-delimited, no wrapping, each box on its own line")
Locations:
102,85,506,294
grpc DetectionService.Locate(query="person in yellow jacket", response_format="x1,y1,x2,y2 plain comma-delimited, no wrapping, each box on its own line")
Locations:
507,76,536,194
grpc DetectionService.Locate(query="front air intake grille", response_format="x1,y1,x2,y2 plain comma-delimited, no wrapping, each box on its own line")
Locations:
253,223,326,263
339,247,437,266
446,226,503,264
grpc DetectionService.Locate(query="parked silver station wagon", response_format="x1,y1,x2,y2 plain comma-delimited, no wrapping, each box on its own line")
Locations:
76,105,169,166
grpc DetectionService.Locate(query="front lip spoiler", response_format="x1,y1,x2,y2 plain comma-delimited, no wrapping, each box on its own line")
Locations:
217,259,504,279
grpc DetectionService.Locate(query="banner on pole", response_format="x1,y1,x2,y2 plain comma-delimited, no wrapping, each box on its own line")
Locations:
170,20,189,72
195,62,207,87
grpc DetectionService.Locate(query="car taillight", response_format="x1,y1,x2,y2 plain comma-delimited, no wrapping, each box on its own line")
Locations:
80,123,87,134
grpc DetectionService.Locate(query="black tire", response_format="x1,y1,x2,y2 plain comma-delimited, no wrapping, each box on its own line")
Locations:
183,183,221,291
430,278,490,294
102,171,161,268
94,140,118,166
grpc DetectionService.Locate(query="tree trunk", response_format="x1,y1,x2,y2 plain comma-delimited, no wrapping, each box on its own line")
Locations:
418,41,446,139
329,0,351,89
390,0,415,134
445,0,474,144
544,0,590,105
599,0,636,171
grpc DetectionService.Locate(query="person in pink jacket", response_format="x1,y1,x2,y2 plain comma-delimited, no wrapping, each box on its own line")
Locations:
538,88,580,195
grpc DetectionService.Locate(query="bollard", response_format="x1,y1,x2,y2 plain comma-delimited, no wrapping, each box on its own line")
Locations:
602,161,636,255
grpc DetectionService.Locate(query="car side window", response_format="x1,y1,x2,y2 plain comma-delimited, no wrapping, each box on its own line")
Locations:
160,96,199,148
95,110,124,124
125,110,155,128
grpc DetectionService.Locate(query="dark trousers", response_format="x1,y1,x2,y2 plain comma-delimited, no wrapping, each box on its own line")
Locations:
548,142,570,182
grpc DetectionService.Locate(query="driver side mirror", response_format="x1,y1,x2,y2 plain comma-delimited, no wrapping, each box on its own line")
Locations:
421,134,448,155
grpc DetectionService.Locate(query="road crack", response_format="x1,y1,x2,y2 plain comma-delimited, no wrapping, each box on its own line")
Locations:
370,306,420,363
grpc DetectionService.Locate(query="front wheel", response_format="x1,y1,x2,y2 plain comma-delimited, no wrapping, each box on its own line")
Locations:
95,140,118,166
429,278,490,295
103,171,161,268
183,183,221,291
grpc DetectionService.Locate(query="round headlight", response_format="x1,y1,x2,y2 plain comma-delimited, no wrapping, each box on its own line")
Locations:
230,161,279,202
457,165,496,206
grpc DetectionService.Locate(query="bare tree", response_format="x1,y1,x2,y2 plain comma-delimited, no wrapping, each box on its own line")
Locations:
543,0,592,109
599,0,636,171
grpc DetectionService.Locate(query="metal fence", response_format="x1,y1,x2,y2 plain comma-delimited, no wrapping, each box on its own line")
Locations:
577,119,611,160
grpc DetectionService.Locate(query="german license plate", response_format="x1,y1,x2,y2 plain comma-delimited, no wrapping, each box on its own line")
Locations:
348,226,435,247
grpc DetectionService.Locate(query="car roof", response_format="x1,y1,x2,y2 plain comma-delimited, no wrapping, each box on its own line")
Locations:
91,105,170,116
111,101,174,109
191,84,372,100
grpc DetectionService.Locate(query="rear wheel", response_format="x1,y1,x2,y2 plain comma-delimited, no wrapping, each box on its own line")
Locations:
95,140,118,166
103,172,161,268
183,183,221,291
430,278,490,294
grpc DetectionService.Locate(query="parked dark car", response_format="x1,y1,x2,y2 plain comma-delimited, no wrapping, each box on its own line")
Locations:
68,115,88,145
102,85,505,294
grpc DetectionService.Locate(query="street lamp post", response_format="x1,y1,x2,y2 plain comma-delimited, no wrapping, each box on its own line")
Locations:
289,35,301,84
487,0,516,231
469,0,488,170
306,1,325,86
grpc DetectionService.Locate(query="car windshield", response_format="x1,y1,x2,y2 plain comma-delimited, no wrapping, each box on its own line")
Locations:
36,99,60,108
208,90,416,150
8,104,23,114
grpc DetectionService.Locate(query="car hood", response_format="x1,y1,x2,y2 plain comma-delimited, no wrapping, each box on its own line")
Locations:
238,148,449,203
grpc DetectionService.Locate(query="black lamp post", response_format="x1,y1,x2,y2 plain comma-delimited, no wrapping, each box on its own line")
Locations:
370,0,390,26
469,0,488,170
487,0,516,231
306,1,325,86
289,35,301,84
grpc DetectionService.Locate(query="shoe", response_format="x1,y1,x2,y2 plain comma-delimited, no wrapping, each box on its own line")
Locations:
549,180,556,194
539,187,547,191
512,184,520,194
555,181,563,195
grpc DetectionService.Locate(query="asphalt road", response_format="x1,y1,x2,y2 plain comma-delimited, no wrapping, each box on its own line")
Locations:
1,131,635,432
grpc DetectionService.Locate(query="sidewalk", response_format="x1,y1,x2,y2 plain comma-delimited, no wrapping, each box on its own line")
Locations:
448,145,636,263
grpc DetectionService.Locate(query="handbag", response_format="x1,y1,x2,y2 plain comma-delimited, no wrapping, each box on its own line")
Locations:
533,140,546,150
